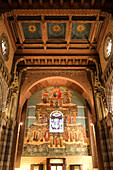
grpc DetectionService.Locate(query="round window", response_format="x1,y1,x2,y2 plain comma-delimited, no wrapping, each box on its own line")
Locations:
1,33,9,61
104,33,112,60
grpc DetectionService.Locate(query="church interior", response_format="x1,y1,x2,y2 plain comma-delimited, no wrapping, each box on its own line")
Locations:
0,1,113,170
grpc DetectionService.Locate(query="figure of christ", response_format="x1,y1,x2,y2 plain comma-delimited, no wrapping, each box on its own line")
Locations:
50,135,53,147
53,91,57,98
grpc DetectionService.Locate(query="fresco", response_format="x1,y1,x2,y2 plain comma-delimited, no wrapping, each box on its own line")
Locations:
23,87,90,156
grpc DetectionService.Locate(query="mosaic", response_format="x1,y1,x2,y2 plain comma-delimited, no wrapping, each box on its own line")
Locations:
23,87,90,156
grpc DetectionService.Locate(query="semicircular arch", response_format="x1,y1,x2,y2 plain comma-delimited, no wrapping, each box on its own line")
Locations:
19,76,95,122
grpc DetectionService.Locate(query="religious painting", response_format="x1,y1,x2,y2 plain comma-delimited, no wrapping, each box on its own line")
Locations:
23,87,90,156
50,111,64,133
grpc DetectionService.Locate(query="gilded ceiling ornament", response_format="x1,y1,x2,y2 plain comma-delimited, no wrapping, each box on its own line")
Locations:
28,25,37,33
52,25,61,32
77,24,85,32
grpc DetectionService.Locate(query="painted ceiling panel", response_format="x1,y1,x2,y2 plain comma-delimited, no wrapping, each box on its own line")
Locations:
71,23,91,40
22,23,42,39
47,23,66,39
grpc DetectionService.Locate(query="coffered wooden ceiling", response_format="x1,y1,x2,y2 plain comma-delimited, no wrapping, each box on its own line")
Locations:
2,7,111,71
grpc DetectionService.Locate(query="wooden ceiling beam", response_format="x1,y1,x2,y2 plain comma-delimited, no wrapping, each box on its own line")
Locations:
17,43,97,48
13,9,101,16
90,15,99,48
66,16,72,50
15,20,103,24
41,17,47,50
3,14,16,51
97,14,111,51
13,17,23,46
16,48,97,55
24,56,90,59
21,66,88,70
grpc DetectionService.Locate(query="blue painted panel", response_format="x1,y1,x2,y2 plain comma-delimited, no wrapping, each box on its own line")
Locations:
47,23,66,39
71,23,91,39
22,23,42,39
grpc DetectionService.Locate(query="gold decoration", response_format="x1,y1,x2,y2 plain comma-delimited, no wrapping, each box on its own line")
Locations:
77,24,85,32
52,25,61,32
28,25,37,32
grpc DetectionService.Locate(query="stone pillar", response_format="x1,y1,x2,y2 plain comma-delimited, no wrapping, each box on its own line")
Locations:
0,119,8,169
15,100,28,168
86,103,98,169
97,121,110,170
93,76,111,170
95,121,104,170
2,120,16,170
0,75,20,170
105,113,113,170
